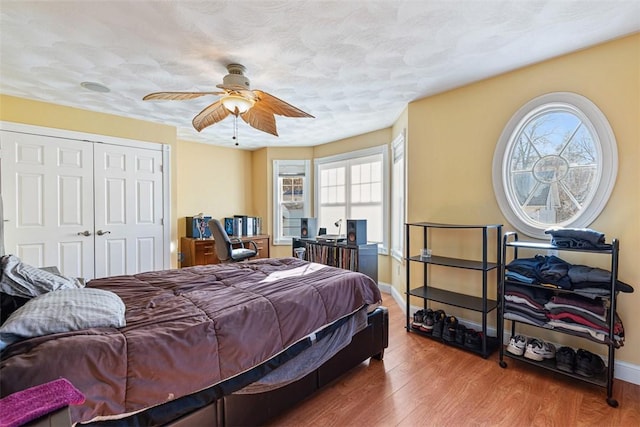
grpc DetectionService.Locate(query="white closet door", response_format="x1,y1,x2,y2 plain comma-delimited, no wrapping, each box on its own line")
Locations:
0,131,95,278
93,143,164,278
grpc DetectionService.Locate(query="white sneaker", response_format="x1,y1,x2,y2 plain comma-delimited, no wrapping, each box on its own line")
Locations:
524,338,556,361
507,335,527,356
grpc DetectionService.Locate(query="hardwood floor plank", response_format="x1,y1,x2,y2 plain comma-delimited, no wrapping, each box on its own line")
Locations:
266,299,640,426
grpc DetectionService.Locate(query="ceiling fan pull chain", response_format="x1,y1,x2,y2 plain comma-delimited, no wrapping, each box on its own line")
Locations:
233,114,239,146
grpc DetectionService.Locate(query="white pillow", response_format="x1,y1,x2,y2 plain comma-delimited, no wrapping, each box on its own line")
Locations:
0,288,125,351
0,255,83,298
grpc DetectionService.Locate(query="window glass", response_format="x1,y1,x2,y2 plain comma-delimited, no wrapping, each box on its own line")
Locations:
493,93,617,239
315,146,389,253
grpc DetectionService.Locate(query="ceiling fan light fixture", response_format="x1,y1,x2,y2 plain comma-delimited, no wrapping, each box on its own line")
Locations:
221,94,254,114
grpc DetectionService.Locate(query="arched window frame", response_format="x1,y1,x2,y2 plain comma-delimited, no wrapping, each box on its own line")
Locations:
492,92,618,239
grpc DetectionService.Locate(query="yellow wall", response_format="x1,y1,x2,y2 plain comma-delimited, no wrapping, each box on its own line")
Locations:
312,128,392,159
175,139,254,262
0,95,175,145
401,34,639,365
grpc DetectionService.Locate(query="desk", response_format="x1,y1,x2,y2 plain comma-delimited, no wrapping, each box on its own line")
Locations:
181,235,270,267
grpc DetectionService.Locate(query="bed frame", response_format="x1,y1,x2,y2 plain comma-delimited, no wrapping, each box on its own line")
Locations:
25,307,387,427
166,306,388,427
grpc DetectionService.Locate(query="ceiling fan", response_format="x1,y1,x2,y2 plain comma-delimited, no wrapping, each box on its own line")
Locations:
143,64,314,137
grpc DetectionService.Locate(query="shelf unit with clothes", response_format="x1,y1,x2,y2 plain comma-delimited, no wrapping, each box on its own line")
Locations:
498,230,630,408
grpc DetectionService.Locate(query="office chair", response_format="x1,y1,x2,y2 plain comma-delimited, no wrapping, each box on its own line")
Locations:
208,219,258,262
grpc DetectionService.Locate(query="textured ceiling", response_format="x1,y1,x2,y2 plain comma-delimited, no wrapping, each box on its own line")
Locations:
1,1,638,150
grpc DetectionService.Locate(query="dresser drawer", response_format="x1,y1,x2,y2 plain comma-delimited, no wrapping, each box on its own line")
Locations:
181,235,270,267
251,237,270,259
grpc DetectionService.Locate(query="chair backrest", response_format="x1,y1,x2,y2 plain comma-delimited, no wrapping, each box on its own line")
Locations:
208,219,232,262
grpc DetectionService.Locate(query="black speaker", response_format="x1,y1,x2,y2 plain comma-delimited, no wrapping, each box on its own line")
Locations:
346,219,367,246
300,218,317,238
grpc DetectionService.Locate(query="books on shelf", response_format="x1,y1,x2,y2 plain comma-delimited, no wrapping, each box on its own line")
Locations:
225,216,262,236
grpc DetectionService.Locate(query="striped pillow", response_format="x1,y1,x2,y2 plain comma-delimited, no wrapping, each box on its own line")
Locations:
0,288,125,351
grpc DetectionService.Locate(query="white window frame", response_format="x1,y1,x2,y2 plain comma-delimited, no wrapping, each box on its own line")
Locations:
273,159,311,245
391,130,406,261
492,92,618,239
314,145,389,254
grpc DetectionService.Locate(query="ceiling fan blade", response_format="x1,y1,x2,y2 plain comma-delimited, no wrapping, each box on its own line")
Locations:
143,91,224,101
240,102,279,136
192,100,231,132
253,90,314,118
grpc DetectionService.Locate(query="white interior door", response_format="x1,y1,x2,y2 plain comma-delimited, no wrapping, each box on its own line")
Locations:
1,123,169,281
0,131,95,278
93,143,164,278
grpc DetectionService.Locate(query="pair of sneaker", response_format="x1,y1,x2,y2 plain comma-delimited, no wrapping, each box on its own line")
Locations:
506,335,556,361
411,309,436,333
556,347,606,377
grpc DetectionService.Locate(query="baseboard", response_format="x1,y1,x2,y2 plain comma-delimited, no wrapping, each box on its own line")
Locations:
615,360,640,386
378,283,640,386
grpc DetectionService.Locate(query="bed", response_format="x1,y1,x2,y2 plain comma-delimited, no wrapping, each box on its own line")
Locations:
0,257,388,426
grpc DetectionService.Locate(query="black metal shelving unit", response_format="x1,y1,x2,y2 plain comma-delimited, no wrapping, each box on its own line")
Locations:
404,222,502,358
498,231,620,407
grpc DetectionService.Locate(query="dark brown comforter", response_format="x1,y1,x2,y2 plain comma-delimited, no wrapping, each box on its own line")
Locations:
0,258,381,424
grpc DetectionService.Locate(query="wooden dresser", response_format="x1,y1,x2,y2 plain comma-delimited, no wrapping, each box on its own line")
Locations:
180,235,270,267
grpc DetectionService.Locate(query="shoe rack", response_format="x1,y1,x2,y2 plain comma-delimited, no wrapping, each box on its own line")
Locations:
404,222,503,358
498,231,621,407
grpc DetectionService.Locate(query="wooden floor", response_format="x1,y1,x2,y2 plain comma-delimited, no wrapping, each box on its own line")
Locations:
267,298,640,427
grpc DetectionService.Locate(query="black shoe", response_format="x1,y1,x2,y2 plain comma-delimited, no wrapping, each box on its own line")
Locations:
464,329,483,350
455,324,468,345
556,346,576,373
432,310,446,339
411,309,424,329
575,349,606,377
442,315,458,342
420,309,435,333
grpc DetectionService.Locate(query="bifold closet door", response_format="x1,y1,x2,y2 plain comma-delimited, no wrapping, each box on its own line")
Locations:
1,130,166,281
93,143,164,279
0,131,96,279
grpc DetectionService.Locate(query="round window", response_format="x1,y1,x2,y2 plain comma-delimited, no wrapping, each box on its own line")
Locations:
493,92,618,239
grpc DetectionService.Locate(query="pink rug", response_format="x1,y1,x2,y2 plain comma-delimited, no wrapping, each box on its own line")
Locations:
0,378,85,427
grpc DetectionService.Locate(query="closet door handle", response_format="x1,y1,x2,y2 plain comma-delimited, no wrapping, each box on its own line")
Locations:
77,230,92,236
96,230,111,236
